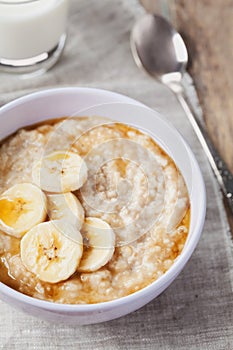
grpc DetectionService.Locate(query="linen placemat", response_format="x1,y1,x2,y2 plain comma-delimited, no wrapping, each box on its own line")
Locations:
0,1,233,349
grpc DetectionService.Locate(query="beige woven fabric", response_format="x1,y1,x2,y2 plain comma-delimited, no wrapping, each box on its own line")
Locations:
0,1,233,349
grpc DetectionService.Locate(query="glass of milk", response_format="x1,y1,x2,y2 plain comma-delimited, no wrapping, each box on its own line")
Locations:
0,0,69,75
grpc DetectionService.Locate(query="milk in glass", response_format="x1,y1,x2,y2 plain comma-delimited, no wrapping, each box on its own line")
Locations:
0,0,69,62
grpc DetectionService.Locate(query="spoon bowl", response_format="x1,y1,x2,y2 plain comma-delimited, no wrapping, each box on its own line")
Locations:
131,14,188,85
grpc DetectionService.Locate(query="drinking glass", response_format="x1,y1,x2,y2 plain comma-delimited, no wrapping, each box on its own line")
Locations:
0,0,69,75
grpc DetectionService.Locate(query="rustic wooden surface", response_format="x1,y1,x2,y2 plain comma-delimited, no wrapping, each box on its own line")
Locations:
174,0,233,231
175,0,233,169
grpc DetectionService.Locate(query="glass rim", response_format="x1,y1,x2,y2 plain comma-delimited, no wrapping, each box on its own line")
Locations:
0,0,39,4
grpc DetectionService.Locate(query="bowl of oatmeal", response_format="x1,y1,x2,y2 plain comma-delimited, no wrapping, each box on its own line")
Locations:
0,88,206,324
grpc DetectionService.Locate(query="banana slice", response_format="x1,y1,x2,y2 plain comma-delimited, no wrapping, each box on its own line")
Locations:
78,217,115,272
21,220,83,283
32,151,88,193
47,193,84,229
0,183,47,238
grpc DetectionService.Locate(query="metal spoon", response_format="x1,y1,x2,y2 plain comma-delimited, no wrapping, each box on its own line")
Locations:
131,13,233,213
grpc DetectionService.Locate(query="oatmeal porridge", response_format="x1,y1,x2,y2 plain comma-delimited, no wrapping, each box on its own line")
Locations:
0,117,190,304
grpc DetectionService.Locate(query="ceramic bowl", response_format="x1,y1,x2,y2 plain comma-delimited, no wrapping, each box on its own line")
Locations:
0,87,206,324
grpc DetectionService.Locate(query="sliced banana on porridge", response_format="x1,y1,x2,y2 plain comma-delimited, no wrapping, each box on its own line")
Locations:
78,217,115,272
47,193,84,230
0,118,191,304
32,150,88,193
21,220,83,283
0,183,47,238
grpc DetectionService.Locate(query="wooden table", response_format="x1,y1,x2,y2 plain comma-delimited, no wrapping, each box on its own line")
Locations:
174,1,233,233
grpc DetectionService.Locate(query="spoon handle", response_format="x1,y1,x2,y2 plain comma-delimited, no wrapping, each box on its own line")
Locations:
176,91,233,213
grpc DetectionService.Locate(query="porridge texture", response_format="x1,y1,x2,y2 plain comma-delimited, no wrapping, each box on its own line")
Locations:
0,117,190,304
